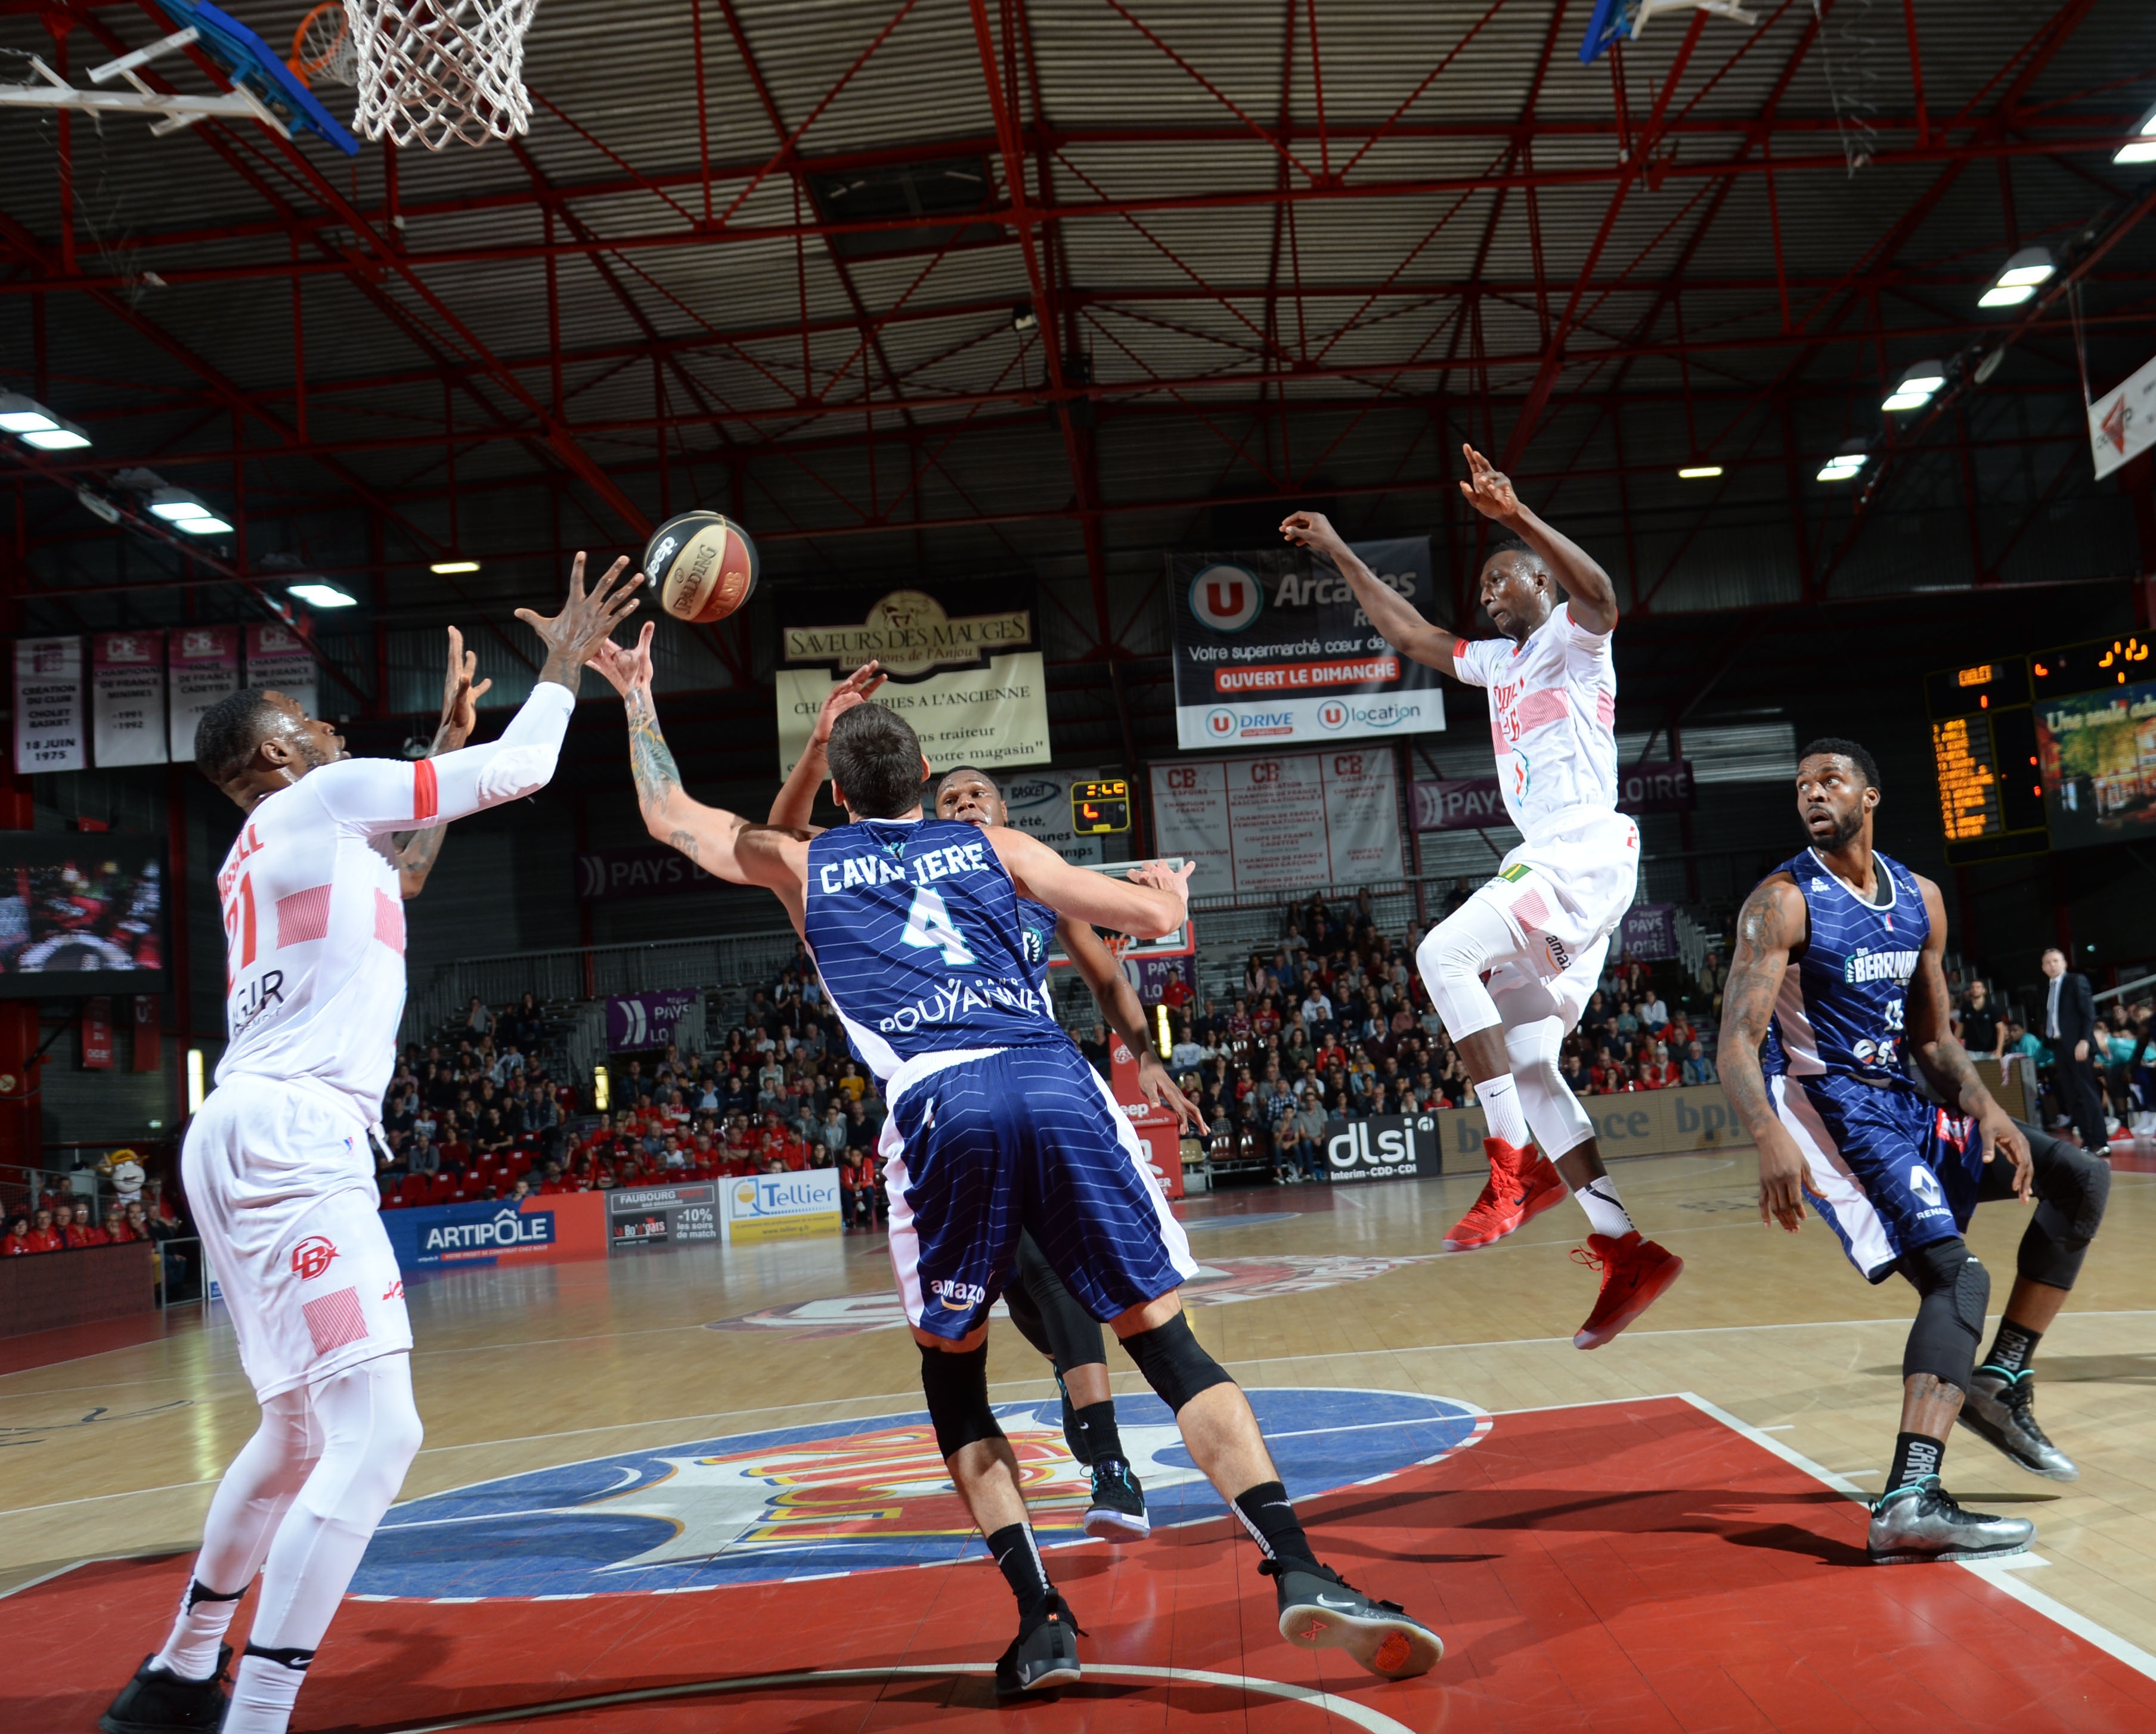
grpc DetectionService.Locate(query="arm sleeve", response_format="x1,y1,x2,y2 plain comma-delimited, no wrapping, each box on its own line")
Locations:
313,683,574,836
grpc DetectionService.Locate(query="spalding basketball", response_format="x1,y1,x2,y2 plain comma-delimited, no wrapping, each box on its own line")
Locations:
644,510,759,624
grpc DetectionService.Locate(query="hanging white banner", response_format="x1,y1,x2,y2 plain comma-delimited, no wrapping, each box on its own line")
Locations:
776,652,1050,778
168,624,239,763
1150,747,1402,900
2090,352,2156,481
92,630,168,767
245,622,319,719
14,635,85,774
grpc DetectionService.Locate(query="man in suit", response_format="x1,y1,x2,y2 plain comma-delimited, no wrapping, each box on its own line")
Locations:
2041,947,2108,1153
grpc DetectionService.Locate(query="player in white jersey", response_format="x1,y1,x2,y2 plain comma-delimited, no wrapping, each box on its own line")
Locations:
100,557,640,1734
1283,446,1681,1350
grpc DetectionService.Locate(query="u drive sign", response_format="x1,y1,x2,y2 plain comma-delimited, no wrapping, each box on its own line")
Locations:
1324,1114,1444,1182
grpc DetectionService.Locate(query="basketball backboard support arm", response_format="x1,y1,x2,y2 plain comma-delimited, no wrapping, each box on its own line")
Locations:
1579,0,1758,66
0,1,358,154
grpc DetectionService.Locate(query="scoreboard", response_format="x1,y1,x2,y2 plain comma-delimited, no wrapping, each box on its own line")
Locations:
1922,657,2046,863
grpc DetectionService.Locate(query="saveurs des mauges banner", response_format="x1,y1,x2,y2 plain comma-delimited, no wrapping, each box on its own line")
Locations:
1168,537,1445,752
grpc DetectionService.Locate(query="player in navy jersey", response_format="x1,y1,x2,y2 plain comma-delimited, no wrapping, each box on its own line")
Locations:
593,627,1442,1693
770,706,1207,1544
1721,739,2112,1563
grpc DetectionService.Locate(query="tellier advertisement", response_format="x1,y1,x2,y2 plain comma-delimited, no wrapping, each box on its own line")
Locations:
775,584,1048,776
721,1170,842,1244
1168,537,1444,750
382,1193,606,1271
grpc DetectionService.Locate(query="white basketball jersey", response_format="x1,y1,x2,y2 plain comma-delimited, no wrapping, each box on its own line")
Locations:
1449,603,1618,845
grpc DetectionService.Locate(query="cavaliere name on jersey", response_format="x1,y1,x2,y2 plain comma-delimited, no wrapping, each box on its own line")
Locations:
1761,846,1931,1091
804,817,1066,1081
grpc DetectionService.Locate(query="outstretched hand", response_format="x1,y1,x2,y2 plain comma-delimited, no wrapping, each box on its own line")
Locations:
1458,443,1520,524
433,625,492,752
1128,858,1195,919
1279,509,1346,556
812,660,887,747
519,551,645,690
586,619,656,701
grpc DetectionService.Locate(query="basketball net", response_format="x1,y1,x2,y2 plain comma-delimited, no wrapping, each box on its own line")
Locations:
347,0,541,150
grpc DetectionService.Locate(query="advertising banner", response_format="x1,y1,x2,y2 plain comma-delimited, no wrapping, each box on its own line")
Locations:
1424,1084,1746,1172
1150,748,1402,899
91,631,168,767
1125,953,1197,1005
1323,1113,1444,1183
607,1181,720,1251
776,585,1048,776
1169,536,1444,750
575,845,717,902
720,1170,842,1244
168,625,239,762
382,1192,606,1271
132,994,160,1072
14,636,85,775
606,989,699,1051
244,622,318,719
2091,350,2156,480
1000,766,1110,866
1109,1037,1186,1200
1412,760,1695,832
80,997,114,1069
1619,903,1678,961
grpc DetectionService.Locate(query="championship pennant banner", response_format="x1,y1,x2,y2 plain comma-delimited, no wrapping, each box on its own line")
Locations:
92,631,168,767
1150,748,1404,899
14,636,85,774
168,625,239,763
775,585,1049,776
1168,537,1445,750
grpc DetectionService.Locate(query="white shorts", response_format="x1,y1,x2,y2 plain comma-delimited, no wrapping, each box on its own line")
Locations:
184,1075,412,1400
1474,806,1638,1025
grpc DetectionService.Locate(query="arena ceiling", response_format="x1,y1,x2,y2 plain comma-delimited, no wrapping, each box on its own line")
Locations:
1,0,2153,776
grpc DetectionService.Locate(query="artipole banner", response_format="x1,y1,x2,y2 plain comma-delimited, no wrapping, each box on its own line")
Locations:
91,630,168,768
244,622,319,719
775,585,1048,776
14,636,85,774
168,625,239,762
1168,537,1445,750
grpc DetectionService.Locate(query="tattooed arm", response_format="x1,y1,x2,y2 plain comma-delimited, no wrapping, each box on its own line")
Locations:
587,623,811,928
398,626,493,898
1717,873,1816,1233
1910,875,2031,1198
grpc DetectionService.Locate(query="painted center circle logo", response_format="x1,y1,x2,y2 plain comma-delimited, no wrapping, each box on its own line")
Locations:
352,1388,1486,1600
1188,564,1262,633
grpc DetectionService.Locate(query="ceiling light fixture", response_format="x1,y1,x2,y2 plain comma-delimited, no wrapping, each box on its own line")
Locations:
1882,360,1945,413
430,559,480,575
1979,245,2055,308
289,582,359,609
1677,465,1724,479
1010,301,1037,334
0,393,90,451
146,486,233,535
1817,440,1870,483
2116,101,2156,165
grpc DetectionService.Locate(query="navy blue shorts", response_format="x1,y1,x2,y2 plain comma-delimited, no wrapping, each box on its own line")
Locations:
1769,1072,1983,1282
881,1043,1197,1341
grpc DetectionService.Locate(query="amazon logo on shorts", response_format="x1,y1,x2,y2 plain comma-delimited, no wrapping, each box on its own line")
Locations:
930,1278,987,1308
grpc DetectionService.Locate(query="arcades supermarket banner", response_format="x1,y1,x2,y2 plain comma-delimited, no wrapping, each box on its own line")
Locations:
775,584,1049,777
1168,537,1445,751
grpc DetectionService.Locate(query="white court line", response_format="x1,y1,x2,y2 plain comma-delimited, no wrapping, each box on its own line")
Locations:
1675,1391,2156,1686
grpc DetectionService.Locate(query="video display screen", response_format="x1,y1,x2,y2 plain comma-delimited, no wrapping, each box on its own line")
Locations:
2033,637,2156,851
0,837,165,995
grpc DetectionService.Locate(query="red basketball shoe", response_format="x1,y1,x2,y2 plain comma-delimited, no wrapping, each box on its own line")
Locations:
1570,1232,1684,1349
1441,1137,1568,1252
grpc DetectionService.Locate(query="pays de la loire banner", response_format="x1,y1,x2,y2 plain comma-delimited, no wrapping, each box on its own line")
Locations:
1413,759,1696,830
775,584,1048,776
1151,748,1404,899
1169,537,1445,750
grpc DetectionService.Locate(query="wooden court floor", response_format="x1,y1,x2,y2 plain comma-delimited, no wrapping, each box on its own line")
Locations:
7,1147,2156,1730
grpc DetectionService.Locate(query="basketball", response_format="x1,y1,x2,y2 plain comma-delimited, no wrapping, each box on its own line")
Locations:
644,510,760,625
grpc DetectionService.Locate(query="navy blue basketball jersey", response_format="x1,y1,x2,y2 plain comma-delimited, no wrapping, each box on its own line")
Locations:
1015,895,1058,992
1761,846,1931,1091
804,817,1062,1082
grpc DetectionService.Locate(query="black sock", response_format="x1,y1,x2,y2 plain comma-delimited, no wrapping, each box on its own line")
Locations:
1982,1319,2042,1377
1232,1480,1318,1569
1886,1431,1945,1492
1076,1399,1123,1467
987,1523,1051,1623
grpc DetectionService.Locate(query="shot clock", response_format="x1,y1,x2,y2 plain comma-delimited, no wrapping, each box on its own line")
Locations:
1070,778,1131,835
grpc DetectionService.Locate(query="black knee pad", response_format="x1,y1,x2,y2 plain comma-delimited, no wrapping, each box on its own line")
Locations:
1000,1278,1054,1362
919,1342,1003,1459
1120,1313,1234,1413
2018,1139,2111,1289
1898,1237,1989,1389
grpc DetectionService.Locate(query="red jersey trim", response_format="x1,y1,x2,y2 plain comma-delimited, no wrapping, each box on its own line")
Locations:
413,759,438,823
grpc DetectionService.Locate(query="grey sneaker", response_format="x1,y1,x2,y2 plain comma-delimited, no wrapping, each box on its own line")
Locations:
1867,1475,2033,1565
993,1592,1082,1696
1263,1558,1442,1679
1957,1367,2078,1481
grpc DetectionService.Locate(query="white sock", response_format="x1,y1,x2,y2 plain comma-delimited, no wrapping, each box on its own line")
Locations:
1573,1175,1636,1239
1476,1073,1529,1150
225,1649,309,1734
154,1580,247,1682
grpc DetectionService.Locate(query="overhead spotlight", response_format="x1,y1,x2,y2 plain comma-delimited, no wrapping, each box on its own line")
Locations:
1816,439,1870,483
1011,301,1038,334
1979,245,2055,308
0,393,91,451
1882,360,1944,413
2116,100,2156,165
147,487,234,535
1677,465,1724,480
430,558,480,575
288,582,359,609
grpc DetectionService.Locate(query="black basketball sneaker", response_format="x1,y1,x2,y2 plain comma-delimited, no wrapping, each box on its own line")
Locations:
1083,1457,1150,1540
995,1592,1083,1696
100,1646,232,1733
1264,1558,1443,1679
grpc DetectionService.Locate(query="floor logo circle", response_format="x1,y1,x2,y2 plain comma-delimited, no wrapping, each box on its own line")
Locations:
353,1387,1486,1601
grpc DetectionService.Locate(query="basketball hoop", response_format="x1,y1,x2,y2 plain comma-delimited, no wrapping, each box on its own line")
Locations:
346,0,541,150
289,2,357,88
1101,932,1138,970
